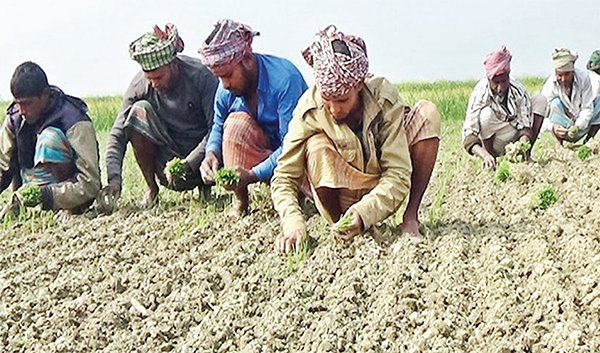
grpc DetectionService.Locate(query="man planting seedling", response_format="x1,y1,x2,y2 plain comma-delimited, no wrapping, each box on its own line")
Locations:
541,48,600,147
463,46,545,169
0,62,100,214
198,19,307,218
103,23,217,211
272,25,440,253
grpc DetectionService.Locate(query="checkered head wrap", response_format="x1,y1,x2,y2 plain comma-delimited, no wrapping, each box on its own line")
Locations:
302,25,370,98
198,19,259,76
129,23,184,71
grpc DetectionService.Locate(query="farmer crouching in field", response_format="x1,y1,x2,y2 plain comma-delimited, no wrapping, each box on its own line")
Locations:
462,46,546,168
0,62,101,213
541,48,600,146
198,19,307,217
271,26,441,252
103,23,218,210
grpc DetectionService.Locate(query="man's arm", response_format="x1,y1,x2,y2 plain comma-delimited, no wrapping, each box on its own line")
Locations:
251,74,308,182
574,74,595,130
462,82,486,154
105,75,145,186
348,102,412,230
516,86,533,140
271,115,310,239
40,121,101,210
0,118,18,193
184,67,219,172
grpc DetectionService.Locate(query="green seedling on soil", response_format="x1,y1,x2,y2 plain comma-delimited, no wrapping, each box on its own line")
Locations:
215,168,240,186
165,157,187,182
577,145,592,161
287,240,308,274
19,184,41,206
504,141,531,163
495,159,510,182
336,213,355,232
534,185,557,210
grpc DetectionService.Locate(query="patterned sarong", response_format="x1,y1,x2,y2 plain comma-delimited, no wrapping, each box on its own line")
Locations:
21,127,74,185
124,100,202,189
222,112,272,170
222,112,311,195
307,99,441,223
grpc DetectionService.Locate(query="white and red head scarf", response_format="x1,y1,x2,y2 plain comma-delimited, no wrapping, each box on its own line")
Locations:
484,46,512,79
302,25,370,98
198,19,259,76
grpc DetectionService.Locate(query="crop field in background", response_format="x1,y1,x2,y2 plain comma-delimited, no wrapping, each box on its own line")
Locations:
2,77,600,352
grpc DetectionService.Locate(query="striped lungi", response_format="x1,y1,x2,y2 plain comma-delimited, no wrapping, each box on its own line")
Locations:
124,100,202,189
307,99,441,223
21,127,75,185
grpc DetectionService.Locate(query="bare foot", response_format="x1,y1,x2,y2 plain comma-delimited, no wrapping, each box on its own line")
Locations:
138,189,158,209
402,219,421,236
227,198,248,218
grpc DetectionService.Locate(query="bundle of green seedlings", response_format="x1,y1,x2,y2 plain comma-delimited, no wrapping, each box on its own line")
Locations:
577,145,592,161
19,184,41,206
534,185,557,210
495,158,511,182
504,140,531,163
214,168,240,186
335,213,355,232
165,157,187,183
569,126,579,138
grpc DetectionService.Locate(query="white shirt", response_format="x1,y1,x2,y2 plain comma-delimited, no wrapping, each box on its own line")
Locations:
589,70,600,99
462,77,531,142
541,68,595,129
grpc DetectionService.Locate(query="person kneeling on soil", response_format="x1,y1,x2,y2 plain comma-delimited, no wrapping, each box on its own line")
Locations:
0,62,101,213
462,46,546,168
541,48,600,146
103,23,218,210
198,19,307,217
271,25,441,253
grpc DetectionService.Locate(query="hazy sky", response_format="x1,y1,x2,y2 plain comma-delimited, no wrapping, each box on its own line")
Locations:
1,0,599,100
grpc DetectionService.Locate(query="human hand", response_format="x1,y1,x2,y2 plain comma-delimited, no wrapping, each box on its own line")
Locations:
552,124,569,139
200,151,220,184
165,158,192,191
472,145,496,169
277,229,306,253
17,184,42,207
97,182,121,214
221,166,258,192
332,209,363,242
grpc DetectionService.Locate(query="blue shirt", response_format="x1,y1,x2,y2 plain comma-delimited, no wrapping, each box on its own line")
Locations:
205,53,307,182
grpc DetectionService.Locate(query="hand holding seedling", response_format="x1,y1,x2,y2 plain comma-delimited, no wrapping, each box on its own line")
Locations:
567,126,579,139
17,184,42,207
278,228,306,253
552,124,570,140
216,166,257,192
165,157,187,180
332,209,363,241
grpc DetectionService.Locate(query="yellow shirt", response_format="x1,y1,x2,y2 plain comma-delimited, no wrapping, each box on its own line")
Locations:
271,77,412,236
